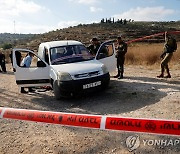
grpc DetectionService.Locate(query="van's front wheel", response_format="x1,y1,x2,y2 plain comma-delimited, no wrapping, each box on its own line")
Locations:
53,80,61,100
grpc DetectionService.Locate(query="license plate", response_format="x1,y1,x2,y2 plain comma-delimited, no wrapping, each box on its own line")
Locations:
83,81,101,89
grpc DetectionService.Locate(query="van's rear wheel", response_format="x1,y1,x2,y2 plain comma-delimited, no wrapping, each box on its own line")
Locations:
53,80,61,100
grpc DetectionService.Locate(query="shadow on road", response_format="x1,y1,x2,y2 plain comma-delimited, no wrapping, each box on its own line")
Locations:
29,76,179,115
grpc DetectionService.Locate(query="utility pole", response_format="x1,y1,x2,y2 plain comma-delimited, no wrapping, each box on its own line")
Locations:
14,20,16,34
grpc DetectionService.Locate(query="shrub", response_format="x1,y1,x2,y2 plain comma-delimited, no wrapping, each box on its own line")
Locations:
2,43,12,50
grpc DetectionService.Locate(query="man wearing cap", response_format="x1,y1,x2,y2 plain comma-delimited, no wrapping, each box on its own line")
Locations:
157,31,177,78
114,36,127,79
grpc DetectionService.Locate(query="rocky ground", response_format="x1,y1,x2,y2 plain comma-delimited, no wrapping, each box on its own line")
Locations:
0,64,180,154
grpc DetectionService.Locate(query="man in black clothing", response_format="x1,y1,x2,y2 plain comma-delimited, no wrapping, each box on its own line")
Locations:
87,37,101,56
0,51,7,72
114,36,127,79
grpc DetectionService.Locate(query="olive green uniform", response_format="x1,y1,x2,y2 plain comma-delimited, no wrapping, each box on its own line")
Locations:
115,41,127,78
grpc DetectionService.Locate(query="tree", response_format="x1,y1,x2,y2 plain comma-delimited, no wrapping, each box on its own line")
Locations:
123,19,127,25
101,18,105,23
120,19,123,24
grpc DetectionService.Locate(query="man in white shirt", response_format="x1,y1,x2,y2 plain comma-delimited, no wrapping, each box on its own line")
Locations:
21,52,34,67
21,52,35,93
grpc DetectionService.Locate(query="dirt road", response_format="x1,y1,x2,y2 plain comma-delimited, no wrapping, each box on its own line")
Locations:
0,64,180,154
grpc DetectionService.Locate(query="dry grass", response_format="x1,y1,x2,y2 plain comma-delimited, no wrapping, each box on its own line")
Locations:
2,43,180,69
126,42,180,68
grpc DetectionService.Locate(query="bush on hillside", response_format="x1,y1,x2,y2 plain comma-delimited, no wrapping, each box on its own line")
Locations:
1,43,13,50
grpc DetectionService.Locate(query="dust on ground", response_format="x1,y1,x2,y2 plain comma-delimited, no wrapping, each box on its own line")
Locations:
0,64,180,154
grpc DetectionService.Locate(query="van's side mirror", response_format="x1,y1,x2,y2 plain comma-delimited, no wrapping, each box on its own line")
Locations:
37,61,46,67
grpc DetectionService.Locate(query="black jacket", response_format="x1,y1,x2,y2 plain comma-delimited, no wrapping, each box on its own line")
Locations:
0,53,5,64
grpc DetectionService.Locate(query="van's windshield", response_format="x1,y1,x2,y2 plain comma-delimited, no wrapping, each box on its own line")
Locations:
50,45,94,65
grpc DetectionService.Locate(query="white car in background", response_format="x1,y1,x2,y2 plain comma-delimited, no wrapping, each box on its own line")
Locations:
13,40,116,100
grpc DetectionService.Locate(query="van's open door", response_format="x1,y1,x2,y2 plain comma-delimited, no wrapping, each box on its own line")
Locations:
13,49,50,88
95,40,116,73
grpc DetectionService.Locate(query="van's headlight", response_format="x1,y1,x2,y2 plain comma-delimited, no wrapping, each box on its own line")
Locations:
101,65,109,74
57,72,72,81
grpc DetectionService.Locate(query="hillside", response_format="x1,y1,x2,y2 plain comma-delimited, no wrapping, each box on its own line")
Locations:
13,21,180,51
1,21,180,52
0,33,35,47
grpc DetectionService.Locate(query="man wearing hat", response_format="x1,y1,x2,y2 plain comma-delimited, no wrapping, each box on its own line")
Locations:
114,36,127,79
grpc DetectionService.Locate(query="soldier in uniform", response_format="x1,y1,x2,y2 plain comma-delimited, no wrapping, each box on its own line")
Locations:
157,32,177,78
114,36,127,79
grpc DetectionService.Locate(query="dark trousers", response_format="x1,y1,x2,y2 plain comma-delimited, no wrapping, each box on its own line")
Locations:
0,61,6,72
116,57,125,77
161,53,173,74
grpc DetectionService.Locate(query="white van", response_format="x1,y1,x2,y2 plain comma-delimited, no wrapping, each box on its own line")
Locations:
13,40,116,99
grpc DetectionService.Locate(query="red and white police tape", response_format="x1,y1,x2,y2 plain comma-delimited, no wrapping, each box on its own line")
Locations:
126,31,180,44
0,107,179,136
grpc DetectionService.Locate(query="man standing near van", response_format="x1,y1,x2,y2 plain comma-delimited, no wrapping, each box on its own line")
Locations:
114,36,127,79
20,52,35,93
87,37,101,56
0,51,7,73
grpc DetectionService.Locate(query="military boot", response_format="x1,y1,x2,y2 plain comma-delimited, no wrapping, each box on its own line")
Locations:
114,69,120,78
157,67,164,78
164,68,171,78
118,75,123,79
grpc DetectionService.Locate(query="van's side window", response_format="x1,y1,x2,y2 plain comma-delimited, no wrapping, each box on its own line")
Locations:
97,44,114,59
15,51,22,66
16,51,45,68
